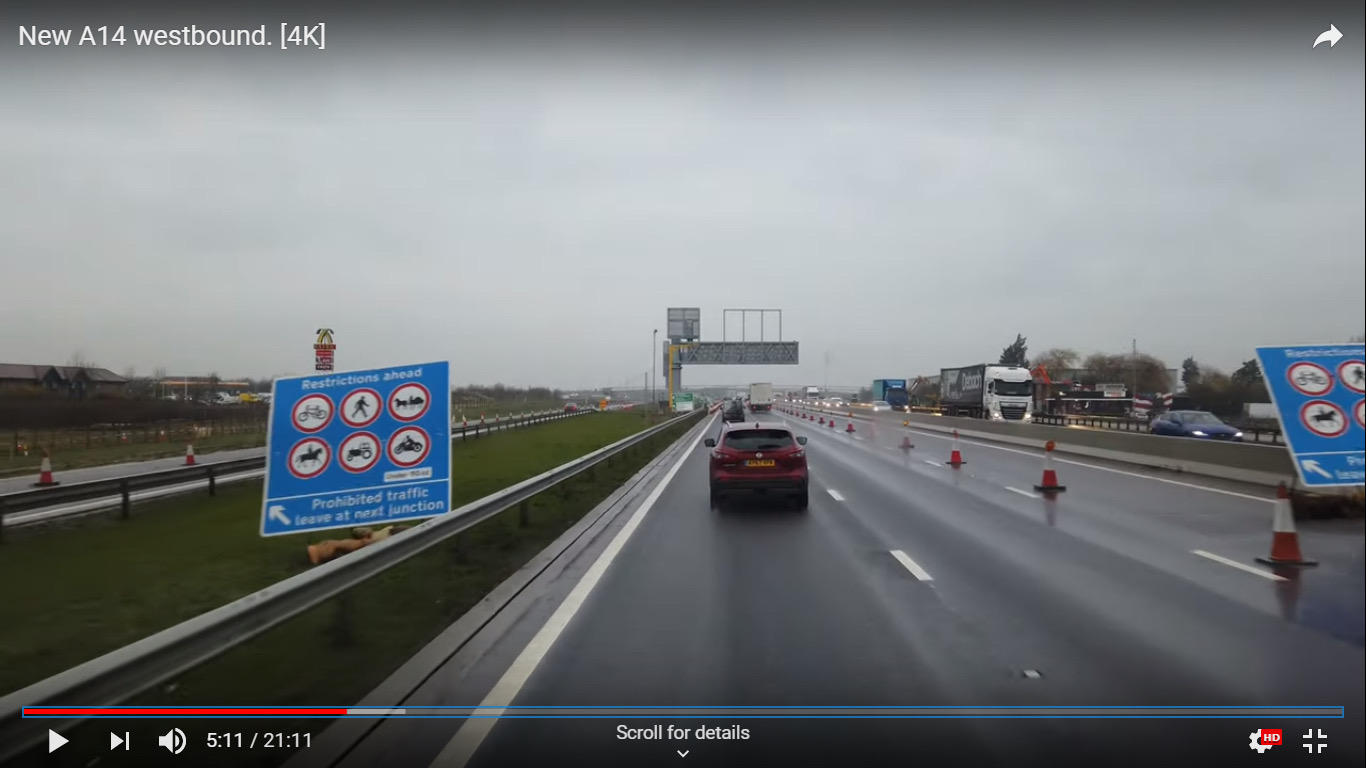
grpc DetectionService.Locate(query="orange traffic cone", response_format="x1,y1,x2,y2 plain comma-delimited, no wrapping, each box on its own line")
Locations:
33,449,60,487
184,443,196,466
846,421,855,433
819,417,826,425
1256,484,1318,567
947,430,966,467
828,419,836,429
1033,440,1066,492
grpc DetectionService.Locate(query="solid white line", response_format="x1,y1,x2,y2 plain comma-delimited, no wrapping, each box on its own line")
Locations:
1191,549,1287,582
426,418,713,768
902,427,1273,503
827,489,846,501
890,549,934,581
1006,487,1041,499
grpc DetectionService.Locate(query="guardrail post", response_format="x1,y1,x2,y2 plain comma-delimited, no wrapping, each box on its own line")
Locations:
518,499,530,528
328,591,357,649
452,532,467,564
207,466,217,497
0,499,6,544
120,478,131,520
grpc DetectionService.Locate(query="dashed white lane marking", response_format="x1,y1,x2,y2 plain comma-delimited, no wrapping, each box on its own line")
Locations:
924,460,942,467
1006,487,1041,499
1191,549,1287,582
426,420,713,767
827,489,846,501
1023,670,1043,679
890,549,934,581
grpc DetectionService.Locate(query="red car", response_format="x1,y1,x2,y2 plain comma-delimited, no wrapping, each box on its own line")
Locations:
705,421,809,509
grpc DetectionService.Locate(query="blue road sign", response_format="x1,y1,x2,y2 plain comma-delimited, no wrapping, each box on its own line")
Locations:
261,361,452,537
1254,344,1365,488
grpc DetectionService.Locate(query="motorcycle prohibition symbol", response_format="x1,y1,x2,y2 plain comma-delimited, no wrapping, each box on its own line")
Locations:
395,435,425,455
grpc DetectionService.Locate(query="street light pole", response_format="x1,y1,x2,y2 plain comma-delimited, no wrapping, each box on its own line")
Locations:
652,329,658,406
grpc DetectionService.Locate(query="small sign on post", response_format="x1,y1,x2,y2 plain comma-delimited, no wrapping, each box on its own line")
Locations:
314,328,336,372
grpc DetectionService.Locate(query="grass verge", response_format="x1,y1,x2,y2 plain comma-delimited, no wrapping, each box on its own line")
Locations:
0,410,676,697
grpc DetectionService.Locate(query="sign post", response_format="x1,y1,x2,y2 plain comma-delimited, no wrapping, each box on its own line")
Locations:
314,328,336,372
261,361,452,537
1254,344,1365,488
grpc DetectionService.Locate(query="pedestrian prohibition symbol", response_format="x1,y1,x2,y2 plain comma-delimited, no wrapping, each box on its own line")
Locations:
261,361,452,536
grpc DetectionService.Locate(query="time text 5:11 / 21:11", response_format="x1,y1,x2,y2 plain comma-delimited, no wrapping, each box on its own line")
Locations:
205,733,312,749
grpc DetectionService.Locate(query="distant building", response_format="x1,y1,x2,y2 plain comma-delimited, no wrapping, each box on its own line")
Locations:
0,363,129,397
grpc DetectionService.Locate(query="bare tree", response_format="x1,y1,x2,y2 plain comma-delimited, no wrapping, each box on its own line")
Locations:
1033,348,1079,376
66,352,96,369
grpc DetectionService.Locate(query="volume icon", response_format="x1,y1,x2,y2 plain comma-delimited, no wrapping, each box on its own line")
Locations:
158,728,187,754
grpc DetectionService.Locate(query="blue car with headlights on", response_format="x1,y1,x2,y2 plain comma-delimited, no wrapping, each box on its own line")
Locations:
1150,410,1244,442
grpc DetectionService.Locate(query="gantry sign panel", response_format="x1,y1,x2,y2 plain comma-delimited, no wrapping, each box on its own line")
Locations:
666,307,701,342
676,342,800,365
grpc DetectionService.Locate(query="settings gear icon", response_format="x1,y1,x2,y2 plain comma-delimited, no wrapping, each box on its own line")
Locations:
1249,730,1273,753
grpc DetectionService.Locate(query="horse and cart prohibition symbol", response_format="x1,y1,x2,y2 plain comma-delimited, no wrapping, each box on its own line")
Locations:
388,383,432,422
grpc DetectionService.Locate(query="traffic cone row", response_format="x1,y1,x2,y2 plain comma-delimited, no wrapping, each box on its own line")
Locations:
1033,440,1065,492
33,449,60,487
1257,484,1318,567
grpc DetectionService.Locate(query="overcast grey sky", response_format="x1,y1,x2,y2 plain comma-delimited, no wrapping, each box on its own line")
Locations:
2,9,1363,389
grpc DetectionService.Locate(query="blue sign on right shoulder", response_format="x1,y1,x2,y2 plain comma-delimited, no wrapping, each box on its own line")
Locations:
1254,343,1365,487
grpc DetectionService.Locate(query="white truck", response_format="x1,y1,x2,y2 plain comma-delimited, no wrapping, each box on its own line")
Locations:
748,382,774,413
938,364,1035,421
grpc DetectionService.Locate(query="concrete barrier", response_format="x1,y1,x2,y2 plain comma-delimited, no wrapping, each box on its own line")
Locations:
791,403,1298,488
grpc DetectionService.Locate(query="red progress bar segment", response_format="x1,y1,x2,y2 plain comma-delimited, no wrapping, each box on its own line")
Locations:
24,708,349,716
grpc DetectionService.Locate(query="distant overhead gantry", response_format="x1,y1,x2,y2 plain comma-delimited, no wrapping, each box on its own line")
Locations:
663,307,800,408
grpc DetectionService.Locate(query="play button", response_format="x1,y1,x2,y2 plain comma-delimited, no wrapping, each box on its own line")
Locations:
49,729,68,753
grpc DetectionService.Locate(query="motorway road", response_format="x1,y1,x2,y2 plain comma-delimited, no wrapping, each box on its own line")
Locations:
0,447,265,495
306,412,1364,768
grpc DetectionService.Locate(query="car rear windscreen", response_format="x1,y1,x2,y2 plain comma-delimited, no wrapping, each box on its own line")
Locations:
723,429,794,451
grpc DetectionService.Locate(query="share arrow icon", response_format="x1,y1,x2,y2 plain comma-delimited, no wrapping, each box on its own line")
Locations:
1314,24,1343,48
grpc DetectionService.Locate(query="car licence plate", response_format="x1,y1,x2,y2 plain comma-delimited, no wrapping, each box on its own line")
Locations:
745,460,776,467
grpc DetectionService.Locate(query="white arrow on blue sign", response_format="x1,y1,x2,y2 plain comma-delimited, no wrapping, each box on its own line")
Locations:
1254,344,1365,488
261,361,453,536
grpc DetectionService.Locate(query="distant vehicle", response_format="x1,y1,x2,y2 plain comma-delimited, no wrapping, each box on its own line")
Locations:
827,397,846,410
871,400,891,412
748,382,774,412
722,399,747,423
563,403,579,412
705,422,809,509
1150,410,1244,441
804,386,821,400
871,379,910,411
939,364,1035,421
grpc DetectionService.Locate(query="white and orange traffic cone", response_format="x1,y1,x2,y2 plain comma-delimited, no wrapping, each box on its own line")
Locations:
819,417,825,425
1033,440,1066,492
846,421,855,434
33,449,60,487
947,430,966,467
1256,483,1318,567
828,419,836,429
185,443,196,466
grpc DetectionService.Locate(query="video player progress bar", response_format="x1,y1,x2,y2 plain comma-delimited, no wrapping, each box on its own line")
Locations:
22,706,1344,718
